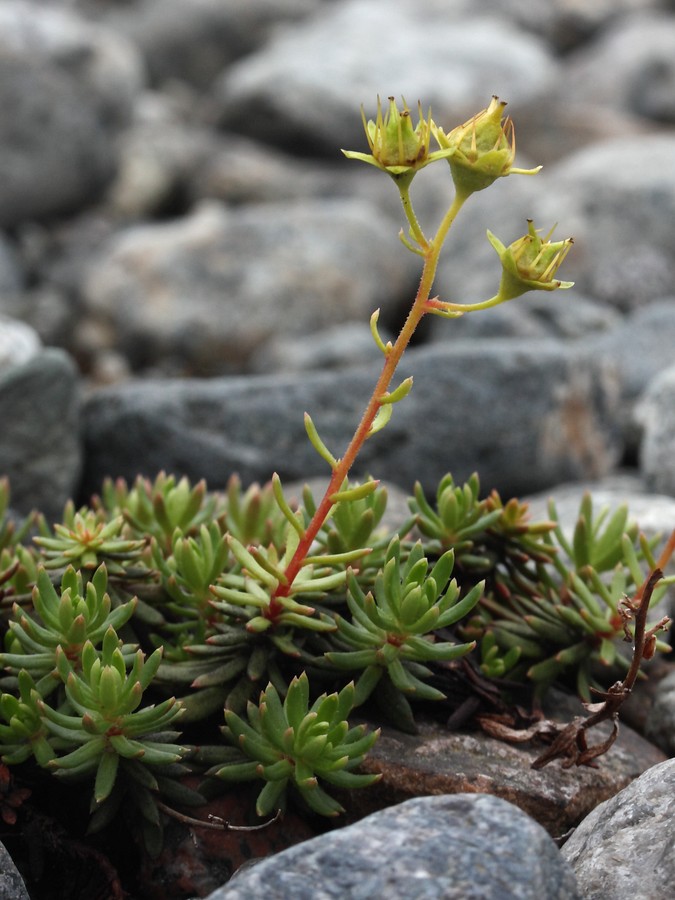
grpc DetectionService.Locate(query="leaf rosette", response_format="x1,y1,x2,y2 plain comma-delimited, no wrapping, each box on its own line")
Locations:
214,672,379,817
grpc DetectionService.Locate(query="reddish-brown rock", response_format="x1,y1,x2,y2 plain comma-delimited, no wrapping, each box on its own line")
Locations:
335,703,666,839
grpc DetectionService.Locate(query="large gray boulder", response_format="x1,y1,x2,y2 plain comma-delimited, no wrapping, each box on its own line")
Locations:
432,134,675,315
578,298,675,452
81,199,413,376
0,1,144,226
100,0,318,88
0,841,29,900
211,794,580,900
636,363,675,496
563,13,675,122
646,670,675,756
214,0,559,155
562,760,675,900
81,338,621,501
0,349,81,520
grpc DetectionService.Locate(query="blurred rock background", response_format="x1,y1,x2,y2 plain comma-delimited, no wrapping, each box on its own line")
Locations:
1,0,675,515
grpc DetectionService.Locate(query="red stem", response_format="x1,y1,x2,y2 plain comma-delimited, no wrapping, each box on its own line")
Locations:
273,193,466,599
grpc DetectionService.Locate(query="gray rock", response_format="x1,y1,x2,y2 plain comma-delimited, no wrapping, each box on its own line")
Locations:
0,0,144,125
211,794,580,900
101,0,318,88
580,299,675,453
645,670,675,755
189,132,376,208
0,288,76,355
0,841,30,900
104,91,222,219
564,13,675,122
0,237,23,297
512,97,651,166
534,135,675,310
81,338,621,502
337,701,665,842
562,759,675,900
636,363,675,495
0,317,41,369
81,199,413,376
525,473,675,545
433,133,675,314
249,322,392,374
0,1,144,226
431,291,619,343
214,1,559,155
0,349,81,520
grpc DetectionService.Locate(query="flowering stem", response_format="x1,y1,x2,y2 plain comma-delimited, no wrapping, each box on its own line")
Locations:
397,179,428,251
274,191,467,598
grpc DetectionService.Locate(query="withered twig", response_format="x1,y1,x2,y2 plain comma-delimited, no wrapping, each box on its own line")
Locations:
156,800,283,832
530,564,670,769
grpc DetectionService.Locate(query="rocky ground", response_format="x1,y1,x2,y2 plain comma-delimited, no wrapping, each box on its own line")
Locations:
2,0,675,897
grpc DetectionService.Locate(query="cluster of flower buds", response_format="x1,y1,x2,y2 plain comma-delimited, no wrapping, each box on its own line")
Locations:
344,94,540,195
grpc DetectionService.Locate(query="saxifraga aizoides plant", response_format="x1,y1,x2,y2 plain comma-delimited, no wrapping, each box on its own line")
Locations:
0,98,672,854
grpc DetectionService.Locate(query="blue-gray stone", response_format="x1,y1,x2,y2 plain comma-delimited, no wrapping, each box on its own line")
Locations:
562,759,675,900
208,793,580,900
0,349,81,520
81,339,620,502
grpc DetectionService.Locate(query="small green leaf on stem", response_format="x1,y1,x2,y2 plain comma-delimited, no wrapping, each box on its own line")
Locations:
370,309,392,356
304,414,338,469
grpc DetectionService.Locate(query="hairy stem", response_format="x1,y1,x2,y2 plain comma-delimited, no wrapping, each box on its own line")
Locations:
273,192,467,599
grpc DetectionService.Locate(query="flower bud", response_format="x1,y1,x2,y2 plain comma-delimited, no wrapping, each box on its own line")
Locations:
487,220,574,301
433,96,540,197
343,96,452,181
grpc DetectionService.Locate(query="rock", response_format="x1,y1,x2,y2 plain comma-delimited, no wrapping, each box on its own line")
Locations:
137,779,316,900
0,841,30,900
534,135,675,311
80,338,621,503
0,349,81,521
431,291,619,343
189,133,353,206
0,288,77,358
0,0,143,125
211,794,580,900
645,669,675,755
249,322,391,374
0,1,144,226
104,91,222,220
580,299,675,454
0,237,23,297
332,699,666,841
502,0,663,52
636,363,675,495
433,133,675,315
81,199,412,376
561,759,675,900
524,473,675,544
513,97,652,166
564,13,675,123
0,318,41,370
214,1,559,156
100,0,317,88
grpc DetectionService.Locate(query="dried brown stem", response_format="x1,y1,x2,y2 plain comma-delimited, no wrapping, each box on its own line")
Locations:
529,565,670,769
156,800,282,832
